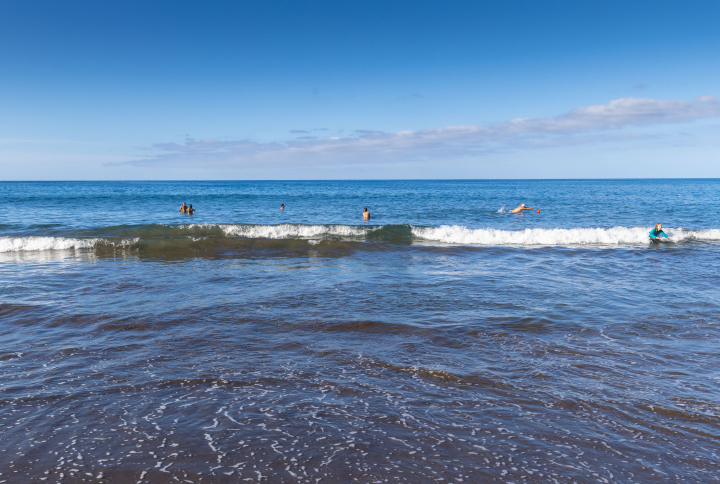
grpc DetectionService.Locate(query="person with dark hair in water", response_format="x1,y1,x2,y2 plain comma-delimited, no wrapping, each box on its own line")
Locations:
363,207,370,221
280,204,285,210
187,204,195,215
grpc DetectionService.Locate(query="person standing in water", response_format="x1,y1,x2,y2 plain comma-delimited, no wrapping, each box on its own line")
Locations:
280,204,285,210
511,203,533,213
187,204,195,215
179,202,188,213
649,223,668,240
363,207,370,221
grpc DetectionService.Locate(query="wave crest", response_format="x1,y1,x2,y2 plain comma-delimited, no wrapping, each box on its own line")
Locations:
413,226,672,245
218,223,370,239
1,225,719,252
0,237,138,253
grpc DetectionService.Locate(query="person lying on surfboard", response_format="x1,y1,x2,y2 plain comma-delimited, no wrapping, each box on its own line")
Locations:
649,223,669,240
511,204,533,213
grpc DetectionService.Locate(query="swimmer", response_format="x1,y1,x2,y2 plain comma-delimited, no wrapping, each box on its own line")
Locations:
187,204,195,215
280,204,285,210
649,223,668,240
179,202,187,213
363,207,371,221
510,204,534,214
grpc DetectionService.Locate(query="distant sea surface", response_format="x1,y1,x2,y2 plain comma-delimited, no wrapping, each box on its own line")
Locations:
1,179,719,483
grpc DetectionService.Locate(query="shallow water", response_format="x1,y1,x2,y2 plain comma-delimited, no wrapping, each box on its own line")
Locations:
1,180,719,483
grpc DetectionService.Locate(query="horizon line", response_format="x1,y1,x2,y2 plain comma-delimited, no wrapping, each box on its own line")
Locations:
1,177,719,182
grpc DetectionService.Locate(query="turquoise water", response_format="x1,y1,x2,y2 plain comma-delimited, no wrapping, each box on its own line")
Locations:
2,179,719,232
1,180,720,482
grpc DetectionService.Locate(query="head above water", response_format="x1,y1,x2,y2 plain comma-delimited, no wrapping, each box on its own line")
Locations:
364,207,368,212
655,223,662,231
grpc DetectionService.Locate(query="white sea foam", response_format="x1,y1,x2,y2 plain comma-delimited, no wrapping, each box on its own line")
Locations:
219,223,369,239
0,237,137,252
214,223,720,246
676,228,720,241
1,227,719,251
411,226,719,246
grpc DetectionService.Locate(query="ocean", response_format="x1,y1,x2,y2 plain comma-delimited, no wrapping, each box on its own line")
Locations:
1,179,719,483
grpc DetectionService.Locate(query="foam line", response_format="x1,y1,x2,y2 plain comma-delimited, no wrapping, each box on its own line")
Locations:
218,223,369,239
411,226,720,246
1,226,719,251
0,237,137,252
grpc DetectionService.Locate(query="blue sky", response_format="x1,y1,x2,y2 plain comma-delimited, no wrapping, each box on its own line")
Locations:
1,0,719,179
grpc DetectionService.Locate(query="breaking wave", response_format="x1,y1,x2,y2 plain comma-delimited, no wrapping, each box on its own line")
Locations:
219,223,369,239
0,236,138,253
411,226,720,245
1,224,719,253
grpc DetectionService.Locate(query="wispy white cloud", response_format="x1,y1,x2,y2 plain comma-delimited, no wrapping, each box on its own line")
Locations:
119,96,720,169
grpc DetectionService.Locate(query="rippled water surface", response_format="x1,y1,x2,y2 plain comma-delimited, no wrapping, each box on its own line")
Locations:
1,180,720,483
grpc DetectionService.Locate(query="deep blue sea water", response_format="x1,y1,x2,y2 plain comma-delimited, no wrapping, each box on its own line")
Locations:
1,180,719,483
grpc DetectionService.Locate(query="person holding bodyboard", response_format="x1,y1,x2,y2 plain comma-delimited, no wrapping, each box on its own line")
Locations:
649,223,669,241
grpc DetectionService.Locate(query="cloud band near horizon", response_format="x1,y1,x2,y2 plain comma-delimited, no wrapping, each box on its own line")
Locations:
117,95,720,169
